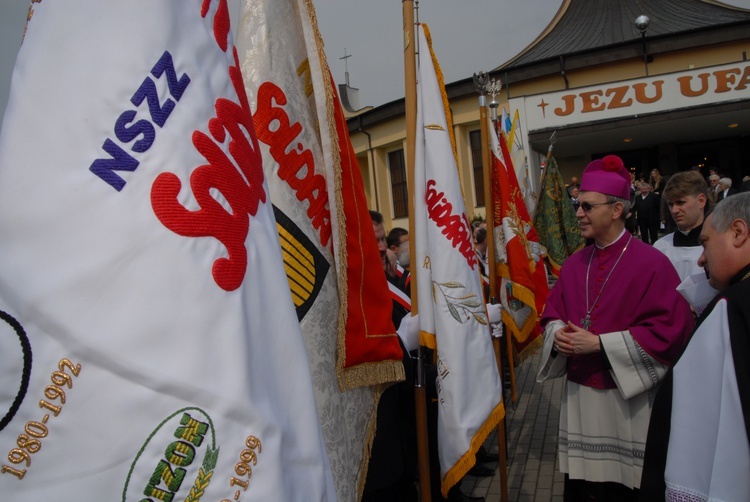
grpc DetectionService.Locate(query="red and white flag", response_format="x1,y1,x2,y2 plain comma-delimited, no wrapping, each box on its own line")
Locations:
0,2,335,500
413,24,504,497
235,1,405,499
489,119,550,363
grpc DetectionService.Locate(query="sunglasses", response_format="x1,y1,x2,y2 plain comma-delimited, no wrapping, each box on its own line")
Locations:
580,201,616,212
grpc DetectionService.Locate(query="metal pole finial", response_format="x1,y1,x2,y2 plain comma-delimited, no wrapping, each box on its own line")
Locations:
473,71,488,106
486,78,503,123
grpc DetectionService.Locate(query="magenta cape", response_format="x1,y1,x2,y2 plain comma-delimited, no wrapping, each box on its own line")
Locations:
542,232,693,389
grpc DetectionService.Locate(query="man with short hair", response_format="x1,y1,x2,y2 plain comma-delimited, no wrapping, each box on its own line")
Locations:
368,211,492,502
371,210,388,268
364,210,418,501
387,226,409,254
653,171,710,280
716,177,737,202
537,155,693,501
387,226,411,291
633,182,660,244
370,210,398,280
641,193,750,501
569,185,581,212
709,173,720,190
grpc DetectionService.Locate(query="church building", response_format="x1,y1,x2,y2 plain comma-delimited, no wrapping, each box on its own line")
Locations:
344,0,750,229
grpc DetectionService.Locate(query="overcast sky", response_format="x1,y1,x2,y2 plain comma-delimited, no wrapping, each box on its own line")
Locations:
2,0,750,123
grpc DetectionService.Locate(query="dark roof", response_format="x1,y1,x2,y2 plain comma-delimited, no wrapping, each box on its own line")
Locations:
499,0,750,70
347,0,750,132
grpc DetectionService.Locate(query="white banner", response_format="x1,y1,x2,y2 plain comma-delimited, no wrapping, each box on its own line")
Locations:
414,24,504,497
235,1,384,499
0,2,334,500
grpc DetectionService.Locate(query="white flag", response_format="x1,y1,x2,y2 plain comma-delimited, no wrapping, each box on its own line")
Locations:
0,2,335,500
502,107,535,215
235,1,406,500
413,24,504,497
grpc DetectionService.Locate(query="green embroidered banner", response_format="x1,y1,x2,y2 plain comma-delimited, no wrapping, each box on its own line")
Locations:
533,157,585,276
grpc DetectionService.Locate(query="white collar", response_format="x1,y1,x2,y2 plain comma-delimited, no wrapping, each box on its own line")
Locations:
596,228,627,249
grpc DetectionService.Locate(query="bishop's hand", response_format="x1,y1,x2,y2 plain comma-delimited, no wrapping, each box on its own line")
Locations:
554,321,601,355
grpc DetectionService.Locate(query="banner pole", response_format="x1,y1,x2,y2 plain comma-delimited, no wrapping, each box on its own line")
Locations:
476,74,509,502
404,2,431,500
532,130,556,223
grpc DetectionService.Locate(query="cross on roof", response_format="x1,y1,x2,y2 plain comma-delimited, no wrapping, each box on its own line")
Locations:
340,48,352,86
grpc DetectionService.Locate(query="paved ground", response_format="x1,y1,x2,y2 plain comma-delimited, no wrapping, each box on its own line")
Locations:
463,349,565,501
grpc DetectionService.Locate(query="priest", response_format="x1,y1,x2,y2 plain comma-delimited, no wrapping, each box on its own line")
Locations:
653,170,711,281
536,155,693,501
640,192,750,501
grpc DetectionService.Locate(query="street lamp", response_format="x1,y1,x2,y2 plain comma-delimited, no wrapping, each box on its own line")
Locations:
635,15,650,76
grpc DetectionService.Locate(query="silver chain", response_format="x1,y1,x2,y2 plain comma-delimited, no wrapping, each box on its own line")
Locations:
582,234,633,329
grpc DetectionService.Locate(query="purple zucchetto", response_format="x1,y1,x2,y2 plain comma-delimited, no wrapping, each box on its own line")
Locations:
579,155,631,201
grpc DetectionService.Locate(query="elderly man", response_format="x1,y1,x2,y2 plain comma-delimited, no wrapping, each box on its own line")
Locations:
569,185,581,212
653,171,710,280
708,173,721,198
537,155,693,501
641,193,750,501
716,176,737,202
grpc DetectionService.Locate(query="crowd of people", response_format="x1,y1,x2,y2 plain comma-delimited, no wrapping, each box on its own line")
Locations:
364,156,748,501
551,157,750,500
364,211,500,502
567,166,748,246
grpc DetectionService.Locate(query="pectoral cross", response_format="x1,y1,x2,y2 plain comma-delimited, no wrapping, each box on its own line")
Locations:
581,315,591,330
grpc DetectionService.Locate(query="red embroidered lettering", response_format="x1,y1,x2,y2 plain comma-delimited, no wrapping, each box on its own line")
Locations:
151,50,265,292
254,82,332,247
201,0,230,52
425,180,477,269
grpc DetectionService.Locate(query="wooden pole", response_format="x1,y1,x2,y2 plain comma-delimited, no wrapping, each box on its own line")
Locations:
403,2,431,501
494,338,510,502
496,120,519,405
481,107,496,305
479,93,509,502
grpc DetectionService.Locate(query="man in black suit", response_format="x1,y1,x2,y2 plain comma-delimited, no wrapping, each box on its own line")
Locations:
716,177,738,202
633,182,660,244
568,185,581,213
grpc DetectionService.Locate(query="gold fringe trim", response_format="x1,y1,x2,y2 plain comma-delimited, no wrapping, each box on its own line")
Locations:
545,239,585,276
502,310,535,344
495,263,548,320
421,23,473,204
494,264,541,344
421,24,458,170
419,330,437,350
496,271,540,326
356,385,385,501
302,0,348,383
303,0,402,390
338,359,405,392
545,255,565,278
441,400,506,498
